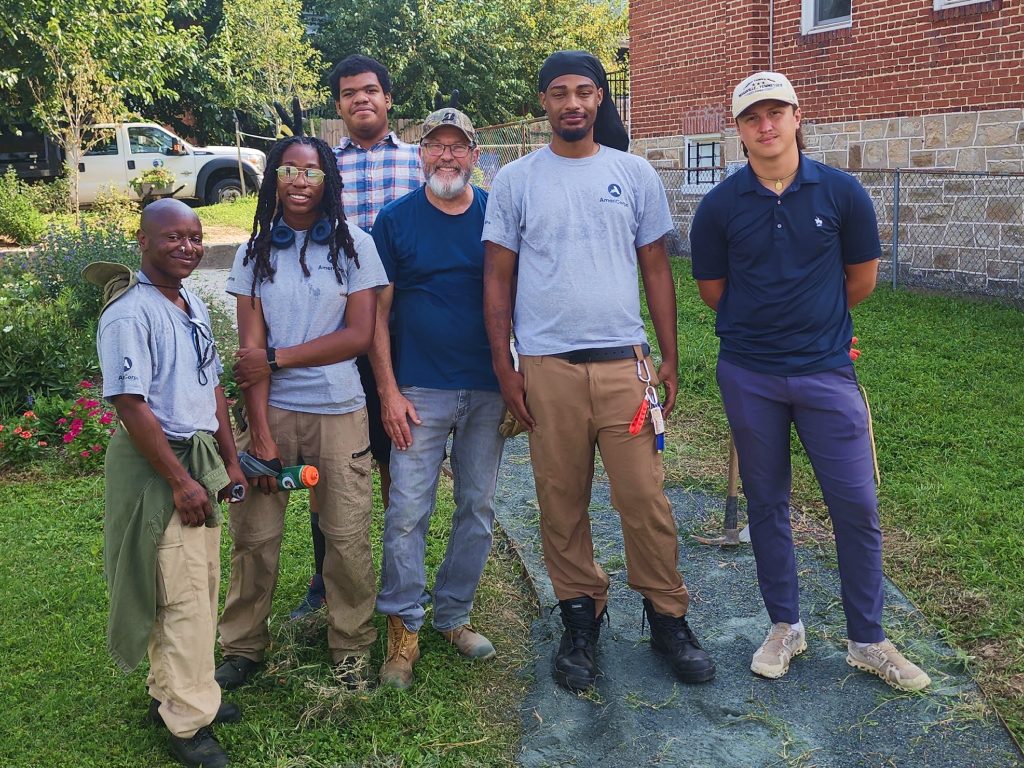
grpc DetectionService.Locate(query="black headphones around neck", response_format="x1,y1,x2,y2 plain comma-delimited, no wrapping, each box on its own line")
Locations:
270,217,333,249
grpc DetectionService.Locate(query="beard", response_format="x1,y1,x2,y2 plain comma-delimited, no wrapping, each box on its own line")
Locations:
554,125,589,143
425,166,471,200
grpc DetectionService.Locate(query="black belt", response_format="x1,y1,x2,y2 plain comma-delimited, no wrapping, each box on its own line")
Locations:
551,343,650,364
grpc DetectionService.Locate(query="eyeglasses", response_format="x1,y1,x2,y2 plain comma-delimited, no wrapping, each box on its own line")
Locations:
189,317,217,386
276,165,327,185
420,141,473,159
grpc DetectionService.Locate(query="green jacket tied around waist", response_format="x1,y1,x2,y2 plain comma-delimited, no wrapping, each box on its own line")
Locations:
104,427,228,672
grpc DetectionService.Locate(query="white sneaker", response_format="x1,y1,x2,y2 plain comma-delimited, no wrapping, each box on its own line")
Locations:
751,622,807,679
846,639,931,692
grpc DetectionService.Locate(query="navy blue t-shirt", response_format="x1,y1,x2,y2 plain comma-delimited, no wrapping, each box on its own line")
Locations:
690,156,880,376
372,185,499,391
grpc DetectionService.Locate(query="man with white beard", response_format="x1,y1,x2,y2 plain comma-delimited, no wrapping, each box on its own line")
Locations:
368,108,506,689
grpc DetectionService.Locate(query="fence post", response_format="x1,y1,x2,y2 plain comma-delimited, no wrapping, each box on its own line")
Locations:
890,169,900,289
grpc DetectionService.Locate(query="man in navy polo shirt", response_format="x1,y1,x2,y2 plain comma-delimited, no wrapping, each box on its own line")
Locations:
690,72,931,692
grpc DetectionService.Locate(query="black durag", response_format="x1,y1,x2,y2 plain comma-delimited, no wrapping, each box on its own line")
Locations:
538,50,629,152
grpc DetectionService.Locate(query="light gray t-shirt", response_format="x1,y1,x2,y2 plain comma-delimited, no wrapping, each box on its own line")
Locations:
482,144,673,356
98,275,223,440
225,227,388,414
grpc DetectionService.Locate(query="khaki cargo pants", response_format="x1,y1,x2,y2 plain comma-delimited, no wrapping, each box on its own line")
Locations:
147,512,221,738
219,406,377,662
521,353,690,618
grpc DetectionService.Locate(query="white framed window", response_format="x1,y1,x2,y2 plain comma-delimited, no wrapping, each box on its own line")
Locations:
933,0,988,8
801,0,852,34
681,135,722,192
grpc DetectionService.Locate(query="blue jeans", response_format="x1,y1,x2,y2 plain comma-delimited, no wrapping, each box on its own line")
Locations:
376,387,506,632
717,359,884,643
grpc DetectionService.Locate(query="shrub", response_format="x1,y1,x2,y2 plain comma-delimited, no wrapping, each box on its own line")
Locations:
33,219,140,326
56,380,116,472
0,289,100,417
88,188,140,235
0,409,50,468
22,174,71,215
0,168,47,245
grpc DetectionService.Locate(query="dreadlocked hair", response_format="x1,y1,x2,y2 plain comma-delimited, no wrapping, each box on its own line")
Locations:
243,135,360,302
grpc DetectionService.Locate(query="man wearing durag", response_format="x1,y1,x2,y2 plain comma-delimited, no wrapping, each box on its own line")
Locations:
483,50,716,692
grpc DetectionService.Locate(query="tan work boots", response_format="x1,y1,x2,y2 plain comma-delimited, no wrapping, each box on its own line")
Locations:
380,615,420,689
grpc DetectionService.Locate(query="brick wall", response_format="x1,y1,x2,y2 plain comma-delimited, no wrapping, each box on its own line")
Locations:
631,0,1024,140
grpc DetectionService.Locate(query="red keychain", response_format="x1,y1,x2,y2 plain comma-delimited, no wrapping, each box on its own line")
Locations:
629,397,650,435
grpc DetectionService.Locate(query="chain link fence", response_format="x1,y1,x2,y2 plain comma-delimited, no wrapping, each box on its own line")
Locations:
655,167,1024,306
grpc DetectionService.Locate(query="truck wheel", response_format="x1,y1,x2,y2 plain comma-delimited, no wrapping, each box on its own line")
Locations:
206,177,244,205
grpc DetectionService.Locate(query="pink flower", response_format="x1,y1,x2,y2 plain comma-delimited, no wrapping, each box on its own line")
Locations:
63,433,75,444
80,449,91,458
75,398,86,406
13,426,23,436
87,408,100,417
0,424,6,432
19,430,31,439
37,441,48,447
99,413,113,425
82,400,99,409
91,444,101,452
79,380,94,389
70,418,84,432
108,428,116,435
23,410,36,419
57,418,67,426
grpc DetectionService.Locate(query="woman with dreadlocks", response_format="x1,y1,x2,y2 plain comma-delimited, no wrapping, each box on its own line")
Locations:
217,135,389,689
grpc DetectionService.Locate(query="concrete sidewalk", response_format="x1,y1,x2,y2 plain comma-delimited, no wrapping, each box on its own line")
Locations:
494,436,1022,768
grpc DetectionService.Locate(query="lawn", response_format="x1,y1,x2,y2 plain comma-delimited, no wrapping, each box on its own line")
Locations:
195,196,258,242
654,262,1024,742
0,473,536,768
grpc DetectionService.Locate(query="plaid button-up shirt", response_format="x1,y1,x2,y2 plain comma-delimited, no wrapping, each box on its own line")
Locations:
334,132,424,233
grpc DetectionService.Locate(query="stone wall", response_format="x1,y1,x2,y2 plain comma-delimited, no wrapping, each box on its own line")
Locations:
717,108,1024,174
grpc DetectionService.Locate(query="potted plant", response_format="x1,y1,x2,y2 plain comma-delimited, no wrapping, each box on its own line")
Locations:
129,167,177,198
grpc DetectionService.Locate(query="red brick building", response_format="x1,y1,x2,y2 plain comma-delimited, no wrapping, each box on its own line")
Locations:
629,1,1024,174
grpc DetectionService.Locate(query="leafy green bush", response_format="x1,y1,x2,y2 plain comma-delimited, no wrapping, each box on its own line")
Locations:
0,221,137,418
0,290,99,418
33,219,140,326
22,174,71,215
90,188,140,234
0,168,47,245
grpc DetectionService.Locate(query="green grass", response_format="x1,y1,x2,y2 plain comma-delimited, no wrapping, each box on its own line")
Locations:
0,472,535,768
653,261,1024,741
196,197,258,235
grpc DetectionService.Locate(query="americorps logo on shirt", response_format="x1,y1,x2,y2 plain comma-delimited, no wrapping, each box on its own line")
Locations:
600,182,629,207
118,356,139,382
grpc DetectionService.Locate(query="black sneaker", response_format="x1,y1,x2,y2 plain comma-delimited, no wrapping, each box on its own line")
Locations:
148,697,242,728
214,655,261,690
168,726,229,768
642,598,716,683
553,596,605,692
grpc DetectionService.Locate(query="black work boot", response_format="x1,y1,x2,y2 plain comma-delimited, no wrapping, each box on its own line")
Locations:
168,726,229,767
214,655,261,690
643,598,716,683
148,697,242,728
554,596,604,692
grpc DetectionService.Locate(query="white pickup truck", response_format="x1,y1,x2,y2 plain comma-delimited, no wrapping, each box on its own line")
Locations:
77,122,266,205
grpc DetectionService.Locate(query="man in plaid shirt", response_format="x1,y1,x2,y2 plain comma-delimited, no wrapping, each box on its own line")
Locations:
331,55,424,233
290,54,424,619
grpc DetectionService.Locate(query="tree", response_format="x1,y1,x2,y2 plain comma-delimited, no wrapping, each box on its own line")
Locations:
209,0,326,128
9,0,199,211
308,0,627,126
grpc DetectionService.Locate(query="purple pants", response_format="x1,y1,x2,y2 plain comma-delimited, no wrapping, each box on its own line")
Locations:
716,358,884,643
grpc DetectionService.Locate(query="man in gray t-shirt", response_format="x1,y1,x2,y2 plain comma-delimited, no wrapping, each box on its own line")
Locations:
482,50,715,693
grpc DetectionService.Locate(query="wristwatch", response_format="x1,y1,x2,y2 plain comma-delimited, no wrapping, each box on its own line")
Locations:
266,347,280,372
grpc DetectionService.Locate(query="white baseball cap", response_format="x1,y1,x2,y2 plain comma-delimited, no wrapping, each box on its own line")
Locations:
732,72,799,119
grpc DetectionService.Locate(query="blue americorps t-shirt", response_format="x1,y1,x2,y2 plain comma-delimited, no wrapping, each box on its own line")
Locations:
372,185,498,391
689,156,881,376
